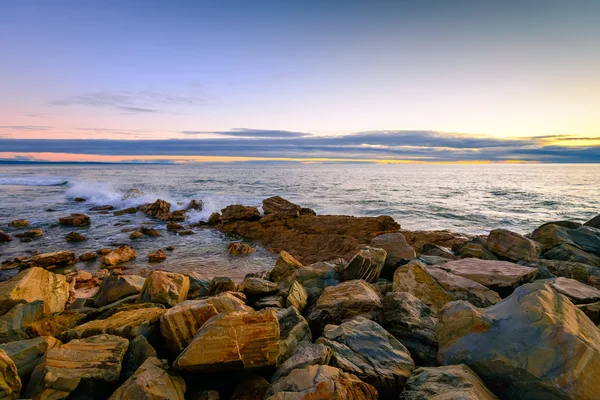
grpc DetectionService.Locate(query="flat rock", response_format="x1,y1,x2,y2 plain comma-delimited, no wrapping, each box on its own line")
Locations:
316,316,414,398
94,275,146,307
401,230,471,254
525,259,600,289
437,283,600,400
426,266,501,307
370,232,416,275
548,277,600,304
243,277,279,296
486,229,541,262
342,246,387,283
137,270,189,307
392,261,452,311
14,251,76,270
0,348,21,400
160,300,218,353
100,246,137,266
271,341,332,383
0,336,61,381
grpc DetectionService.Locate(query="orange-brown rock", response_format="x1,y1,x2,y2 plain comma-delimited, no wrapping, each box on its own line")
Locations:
8,219,29,228
137,270,189,307
262,196,301,216
59,213,91,227
220,204,261,223
0,348,21,400
160,300,218,352
148,249,166,262
138,199,171,219
270,251,304,283
5,250,76,270
401,230,471,254
100,246,136,266
227,242,256,256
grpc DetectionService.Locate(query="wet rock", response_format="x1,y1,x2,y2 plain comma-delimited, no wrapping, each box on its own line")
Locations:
0,336,61,381
392,261,452,311
307,280,383,335
90,205,114,211
186,272,211,299
230,374,269,400
25,309,89,338
487,229,542,262
420,244,457,260
109,357,186,400
114,207,137,216
220,204,261,222
100,245,136,266
227,242,256,255
370,232,416,274
243,277,278,296
8,219,30,228
547,277,600,304
277,306,311,362
585,214,600,229
160,300,218,353
317,316,414,398
262,196,301,216
166,245,175,251
209,277,237,296
401,230,471,254
342,246,387,283
178,229,195,235
0,348,21,400
207,212,220,225
286,280,308,311
186,199,203,211
66,231,88,242
137,270,190,307
12,250,76,270
0,301,45,344
264,365,378,400
174,309,280,372
383,292,438,366
59,213,91,227
543,243,600,266
139,226,160,237
167,221,184,231
0,230,12,243
269,250,304,283
148,249,166,262
437,282,600,400
439,258,538,297
28,334,129,400
94,275,146,307
121,335,157,380
401,364,499,400
97,248,112,255
456,237,499,260
79,252,97,262
426,265,501,307
138,199,171,219
272,341,332,382
129,231,144,239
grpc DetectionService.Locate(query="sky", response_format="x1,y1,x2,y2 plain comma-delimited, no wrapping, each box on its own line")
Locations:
1,0,599,163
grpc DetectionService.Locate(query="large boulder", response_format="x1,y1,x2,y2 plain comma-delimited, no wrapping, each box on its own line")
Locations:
383,292,438,366
547,277,600,304
426,266,501,307
306,280,383,335
138,199,171,219
370,232,416,274
137,270,190,307
438,258,537,297
0,301,45,344
99,246,136,266
108,357,186,400
243,277,279,296
271,341,332,383
543,243,600,267
208,276,237,296
284,262,339,306
160,300,218,353
94,275,146,307
269,251,304,283
220,204,261,222
12,251,76,270
276,306,311,363
262,196,301,216
401,364,499,400
437,283,600,400
456,237,498,260
525,259,600,289
174,309,280,372
0,336,61,381
28,334,129,399
532,223,600,255
59,213,91,226
401,230,471,254
186,272,211,299
392,261,452,311
486,229,541,262
286,280,308,312
0,348,21,399
0,267,69,316
585,214,600,229
264,365,378,400
342,246,387,283
317,316,414,398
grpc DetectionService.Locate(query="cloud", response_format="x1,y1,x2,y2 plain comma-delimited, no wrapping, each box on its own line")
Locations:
0,125,53,131
182,128,309,138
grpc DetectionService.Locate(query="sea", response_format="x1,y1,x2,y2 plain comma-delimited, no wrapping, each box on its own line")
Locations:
1,163,599,281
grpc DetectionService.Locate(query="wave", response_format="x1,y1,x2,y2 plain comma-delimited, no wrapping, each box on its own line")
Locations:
0,177,69,186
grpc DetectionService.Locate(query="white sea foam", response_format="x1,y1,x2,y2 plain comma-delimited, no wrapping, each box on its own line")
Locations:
0,177,68,186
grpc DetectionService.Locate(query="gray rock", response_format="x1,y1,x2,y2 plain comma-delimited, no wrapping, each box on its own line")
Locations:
94,275,146,307
0,301,45,344
532,224,600,255
486,229,541,262
276,306,311,363
420,244,457,260
426,266,501,307
370,232,416,276
186,272,211,299
120,335,157,380
271,341,332,382
342,246,387,283
0,336,61,381
548,277,600,304
543,244,600,267
585,214,600,229
524,259,600,288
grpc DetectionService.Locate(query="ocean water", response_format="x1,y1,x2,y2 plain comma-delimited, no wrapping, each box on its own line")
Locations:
1,163,599,280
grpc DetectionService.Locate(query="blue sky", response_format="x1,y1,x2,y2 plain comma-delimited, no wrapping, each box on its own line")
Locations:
1,0,599,162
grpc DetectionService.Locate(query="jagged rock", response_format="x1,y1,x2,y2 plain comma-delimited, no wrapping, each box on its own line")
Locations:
140,226,161,237
342,246,387,283
269,250,304,283
94,275,145,307
401,230,471,254
532,223,600,255
437,283,600,400
138,199,171,219
148,249,166,262
525,259,600,288
0,267,69,316
220,204,261,222
264,365,378,400
585,214,600,229
66,231,88,242
307,280,383,335
401,364,499,400
547,277,600,304
25,309,89,338
487,229,541,262
383,292,438,366
0,230,12,242
543,243,600,267
8,219,29,228
207,212,220,225
0,348,21,400
272,341,332,382
174,309,280,372
121,335,157,380
114,207,137,216
227,242,256,255
14,250,76,270
79,252,97,262
0,301,45,343
439,258,538,297
284,261,339,306
0,336,61,381
286,280,308,311
426,266,501,307
108,357,186,400
137,271,190,307
187,272,211,299
129,231,144,239
254,295,284,309
230,374,269,400
243,277,279,296
209,277,236,296
160,300,218,353
392,261,452,311
100,246,136,266
277,306,311,363
262,196,301,216
29,334,129,399
186,199,203,211
420,244,457,260
59,213,91,226
167,221,184,231
456,237,498,260
370,232,416,275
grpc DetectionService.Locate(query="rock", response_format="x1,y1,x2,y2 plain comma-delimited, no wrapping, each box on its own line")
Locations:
66,231,88,242
94,275,146,307
138,199,171,219
285,262,339,306
108,357,186,400
426,266,501,307
543,243,600,266
401,230,471,254
437,282,600,400
25,309,89,338
532,223,600,255
383,292,438,366
392,261,452,311
207,212,221,225
114,207,137,216
0,267,69,316
129,231,144,239
209,277,237,296
307,280,383,335
166,245,175,251
167,221,184,231
148,249,166,262
59,213,91,226
585,214,600,229
220,204,261,222
97,248,112,255
486,228,541,262
174,309,280,372
230,374,269,400
186,272,211,299
456,237,498,260
79,252,97,262
286,280,308,311
0,348,21,400
370,232,416,274
139,227,160,237
30,334,129,400
547,277,600,304
137,270,190,307
160,300,218,353
401,364,499,400
9,219,30,228
227,242,256,255
121,335,157,380
13,250,76,270
100,245,136,266
0,336,61,381
243,277,279,296
59,306,165,341
264,365,378,400
525,259,600,288
253,295,284,309
342,246,387,283
277,306,311,362
272,341,332,382
262,196,301,216
0,230,13,242
417,255,451,265
270,250,304,283
439,258,538,297
90,205,114,211
187,199,203,211
577,302,600,324
177,229,195,235
420,244,457,260
208,292,253,313
0,301,44,344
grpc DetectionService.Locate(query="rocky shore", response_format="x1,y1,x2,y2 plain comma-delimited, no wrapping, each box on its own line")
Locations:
1,195,600,399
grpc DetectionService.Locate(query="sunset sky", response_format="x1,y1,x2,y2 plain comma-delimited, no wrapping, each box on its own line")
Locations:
1,0,599,163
